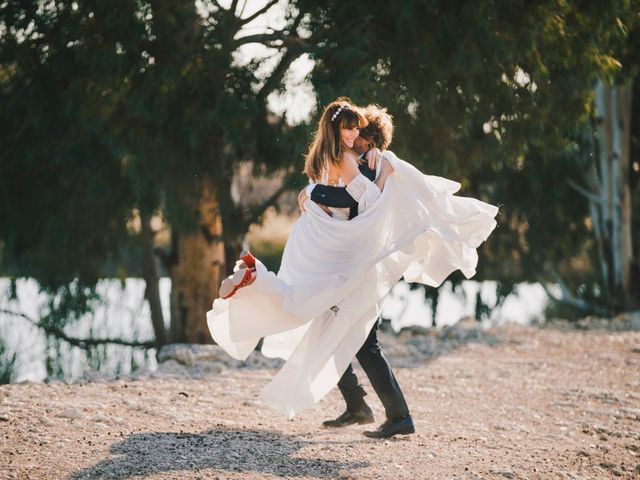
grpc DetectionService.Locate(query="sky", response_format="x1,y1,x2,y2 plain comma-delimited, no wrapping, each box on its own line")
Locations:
200,0,316,124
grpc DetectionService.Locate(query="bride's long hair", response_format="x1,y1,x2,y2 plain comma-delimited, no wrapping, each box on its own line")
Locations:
304,98,368,182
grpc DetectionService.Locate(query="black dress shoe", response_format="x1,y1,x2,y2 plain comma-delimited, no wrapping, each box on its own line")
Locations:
322,406,375,428
363,415,415,438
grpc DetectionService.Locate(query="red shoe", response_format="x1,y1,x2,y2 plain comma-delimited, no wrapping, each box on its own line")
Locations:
219,278,236,299
219,267,256,299
240,250,256,269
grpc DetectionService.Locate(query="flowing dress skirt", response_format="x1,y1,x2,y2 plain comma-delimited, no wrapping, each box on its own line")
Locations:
207,151,498,418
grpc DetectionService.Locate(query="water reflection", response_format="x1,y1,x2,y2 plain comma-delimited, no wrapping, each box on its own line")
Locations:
0,278,547,383
0,278,172,383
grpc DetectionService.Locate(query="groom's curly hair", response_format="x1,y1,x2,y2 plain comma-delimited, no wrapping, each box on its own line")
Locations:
360,105,393,151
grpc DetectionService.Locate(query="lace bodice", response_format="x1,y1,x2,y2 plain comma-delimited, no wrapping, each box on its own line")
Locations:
319,163,350,221
311,155,384,220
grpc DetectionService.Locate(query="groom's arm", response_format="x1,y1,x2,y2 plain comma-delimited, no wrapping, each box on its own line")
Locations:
310,161,377,208
310,184,359,208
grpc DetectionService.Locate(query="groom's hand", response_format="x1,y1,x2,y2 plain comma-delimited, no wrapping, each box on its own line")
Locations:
375,157,396,192
297,188,308,212
366,147,383,170
298,187,333,217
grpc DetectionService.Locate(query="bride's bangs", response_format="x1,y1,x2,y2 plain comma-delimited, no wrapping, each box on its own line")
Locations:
339,108,368,129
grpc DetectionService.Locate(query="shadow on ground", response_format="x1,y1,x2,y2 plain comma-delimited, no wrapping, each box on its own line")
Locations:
71,426,368,479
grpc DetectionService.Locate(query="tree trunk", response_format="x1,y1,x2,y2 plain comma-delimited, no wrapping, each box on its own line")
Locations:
213,164,246,276
139,209,167,347
617,83,634,308
169,179,225,343
593,81,634,310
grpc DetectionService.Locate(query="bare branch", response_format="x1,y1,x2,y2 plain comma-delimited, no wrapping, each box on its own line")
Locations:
538,280,594,315
238,0,248,18
287,10,305,34
233,31,287,47
256,44,305,103
538,270,610,317
240,0,279,25
567,179,603,204
230,0,239,15
0,309,155,349
245,181,291,226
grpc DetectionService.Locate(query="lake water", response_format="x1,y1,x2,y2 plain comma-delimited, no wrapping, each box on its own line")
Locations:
0,278,548,383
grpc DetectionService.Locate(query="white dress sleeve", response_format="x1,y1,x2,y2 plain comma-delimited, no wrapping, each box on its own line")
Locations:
306,182,317,195
346,172,381,215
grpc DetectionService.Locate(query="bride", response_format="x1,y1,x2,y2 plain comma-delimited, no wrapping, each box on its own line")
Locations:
207,98,499,420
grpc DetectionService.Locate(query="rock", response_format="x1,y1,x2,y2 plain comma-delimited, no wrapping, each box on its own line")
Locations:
79,370,110,383
555,310,640,331
57,408,84,420
399,325,433,336
0,414,9,422
153,359,189,379
338,469,351,479
37,415,54,427
189,360,225,377
157,343,227,366
129,367,151,380
44,377,65,386
440,317,481,341
243,353,284,369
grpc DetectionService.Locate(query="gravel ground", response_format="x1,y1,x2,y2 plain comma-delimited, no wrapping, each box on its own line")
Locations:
1,322,639,479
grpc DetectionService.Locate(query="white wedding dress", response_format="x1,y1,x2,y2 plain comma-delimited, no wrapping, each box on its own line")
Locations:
207,151,498,418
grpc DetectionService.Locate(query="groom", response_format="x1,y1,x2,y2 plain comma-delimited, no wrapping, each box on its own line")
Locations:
297,105,415,439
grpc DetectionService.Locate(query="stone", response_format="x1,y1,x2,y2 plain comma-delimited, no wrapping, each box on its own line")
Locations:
157,343,227,366
57,408,84,420
154,359,188,377
44,377,65,386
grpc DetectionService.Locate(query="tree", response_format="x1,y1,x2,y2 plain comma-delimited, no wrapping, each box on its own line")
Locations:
0,1,313,346
563,81,636,314
2,0,638,373
299,0,639,314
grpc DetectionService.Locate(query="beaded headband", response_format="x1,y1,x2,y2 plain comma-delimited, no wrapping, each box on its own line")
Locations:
330,104,351,122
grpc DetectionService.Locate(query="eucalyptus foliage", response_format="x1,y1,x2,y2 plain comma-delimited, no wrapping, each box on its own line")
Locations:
0,1,311,329
1,0,638,335
299,0,639,312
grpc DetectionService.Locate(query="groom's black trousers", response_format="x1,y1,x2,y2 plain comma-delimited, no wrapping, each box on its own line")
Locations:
337,320,410,420
311,162,410,421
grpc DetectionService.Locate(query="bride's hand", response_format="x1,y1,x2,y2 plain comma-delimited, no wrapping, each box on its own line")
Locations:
297,188,308,212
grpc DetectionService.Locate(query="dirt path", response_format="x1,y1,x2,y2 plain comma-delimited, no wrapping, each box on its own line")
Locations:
1,324,639,479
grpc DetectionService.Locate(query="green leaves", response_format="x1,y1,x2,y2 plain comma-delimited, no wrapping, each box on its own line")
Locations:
1,0,638,317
